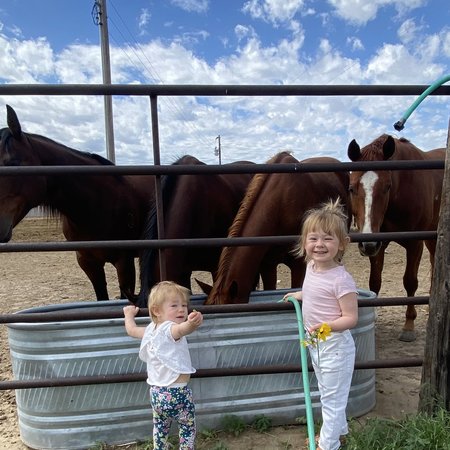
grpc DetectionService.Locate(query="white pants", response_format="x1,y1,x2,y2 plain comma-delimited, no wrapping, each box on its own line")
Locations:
309,330,355,450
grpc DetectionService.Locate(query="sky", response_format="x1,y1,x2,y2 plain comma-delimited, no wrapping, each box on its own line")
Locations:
0,0,449,165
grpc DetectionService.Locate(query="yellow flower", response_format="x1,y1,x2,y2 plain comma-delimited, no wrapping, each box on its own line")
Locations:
301,323,331,348
317,323,331,341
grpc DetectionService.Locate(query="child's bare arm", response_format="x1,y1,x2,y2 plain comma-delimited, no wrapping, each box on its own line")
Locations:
171,310,203,340
310,292,358,333
123,305,146,339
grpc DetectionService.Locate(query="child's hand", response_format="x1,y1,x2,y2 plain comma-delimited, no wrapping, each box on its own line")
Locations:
123,305,139,318
283,291,302,302
187,310,203,327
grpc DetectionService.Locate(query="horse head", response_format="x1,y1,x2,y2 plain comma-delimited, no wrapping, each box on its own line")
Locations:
0,105,47,242
205,275,255,305
348,135,396,257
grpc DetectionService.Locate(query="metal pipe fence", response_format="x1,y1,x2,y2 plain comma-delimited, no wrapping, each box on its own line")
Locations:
0,82,446,395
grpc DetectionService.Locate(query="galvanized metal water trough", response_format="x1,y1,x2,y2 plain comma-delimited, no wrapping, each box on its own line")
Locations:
7,288,376,449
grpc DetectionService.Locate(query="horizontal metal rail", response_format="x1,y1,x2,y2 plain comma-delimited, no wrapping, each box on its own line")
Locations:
1,297,427,390
0,358,422,391
0,296,429,324
0,160,445,177
1,84,450,97
0,232,437,253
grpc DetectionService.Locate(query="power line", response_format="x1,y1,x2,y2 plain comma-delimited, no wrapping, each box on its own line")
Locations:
106,1,214,151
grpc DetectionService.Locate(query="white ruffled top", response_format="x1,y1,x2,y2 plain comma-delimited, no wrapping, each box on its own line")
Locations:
139,320,196,387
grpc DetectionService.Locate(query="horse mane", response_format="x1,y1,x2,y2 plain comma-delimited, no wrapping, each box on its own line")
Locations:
359,134,387,161
29,132,115,166
142,154,204,239
360,135,415,161
216,151,293,279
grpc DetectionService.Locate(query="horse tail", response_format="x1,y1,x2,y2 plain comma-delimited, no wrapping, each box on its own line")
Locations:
137,173,178,306
137,155,202,307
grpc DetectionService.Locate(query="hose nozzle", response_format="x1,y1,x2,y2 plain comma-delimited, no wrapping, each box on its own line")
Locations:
393,119,405,131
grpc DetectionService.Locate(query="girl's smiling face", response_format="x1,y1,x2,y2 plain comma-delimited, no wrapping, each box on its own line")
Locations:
153,293,188,324
304,228,343,270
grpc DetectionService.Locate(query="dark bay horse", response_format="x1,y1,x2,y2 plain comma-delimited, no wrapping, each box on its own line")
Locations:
0,105,154,301
205,151,350,305
136,155,256,307
347,134,445,341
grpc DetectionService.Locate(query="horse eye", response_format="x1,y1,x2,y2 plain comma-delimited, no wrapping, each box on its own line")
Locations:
349,185,355,194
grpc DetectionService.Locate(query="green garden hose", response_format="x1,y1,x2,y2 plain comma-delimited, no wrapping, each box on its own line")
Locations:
281,296,316,450
394,74,450,131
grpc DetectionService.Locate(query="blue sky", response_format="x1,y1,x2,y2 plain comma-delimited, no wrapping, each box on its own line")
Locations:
0,0,449,164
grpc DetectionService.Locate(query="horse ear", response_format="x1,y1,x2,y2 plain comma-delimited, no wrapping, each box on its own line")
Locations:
194,278,212,295
347,139,361,161
6,105,22,139
383,135,396,160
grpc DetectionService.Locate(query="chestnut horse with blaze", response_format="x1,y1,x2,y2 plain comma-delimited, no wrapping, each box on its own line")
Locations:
348,134,445,341
205,151,351,305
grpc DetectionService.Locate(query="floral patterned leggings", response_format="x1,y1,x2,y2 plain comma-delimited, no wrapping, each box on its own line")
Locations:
150,385,196,450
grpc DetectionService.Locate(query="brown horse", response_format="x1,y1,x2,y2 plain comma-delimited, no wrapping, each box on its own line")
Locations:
0,105,154,301
347,134,445,341
205,151,351,305
135,155,257,307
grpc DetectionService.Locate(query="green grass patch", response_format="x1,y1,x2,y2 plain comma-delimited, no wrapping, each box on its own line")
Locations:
345,408,450,450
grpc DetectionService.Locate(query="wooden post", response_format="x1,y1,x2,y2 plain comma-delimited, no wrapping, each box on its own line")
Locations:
419,121,450,413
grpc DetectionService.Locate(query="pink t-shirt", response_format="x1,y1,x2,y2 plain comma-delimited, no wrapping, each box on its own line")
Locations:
302,261,357,329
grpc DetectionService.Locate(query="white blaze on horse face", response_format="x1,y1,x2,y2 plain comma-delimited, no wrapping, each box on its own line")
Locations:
360,171,378,233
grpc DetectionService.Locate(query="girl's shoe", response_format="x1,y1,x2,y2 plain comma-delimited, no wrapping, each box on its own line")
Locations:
304,434,347,449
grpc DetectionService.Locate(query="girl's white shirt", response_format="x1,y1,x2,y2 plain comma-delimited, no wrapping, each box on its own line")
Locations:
302,260,357,330
139,320,196,387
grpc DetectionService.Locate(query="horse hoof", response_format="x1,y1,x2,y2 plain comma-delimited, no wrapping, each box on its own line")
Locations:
398,330,416,342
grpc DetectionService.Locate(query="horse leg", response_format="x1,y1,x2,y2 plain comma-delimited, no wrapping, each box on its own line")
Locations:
115,256,137,301
398,240,424,342
260,262,278,290
424,239,436,290
368,241,388,295
290,260,306,287
76,251,109,300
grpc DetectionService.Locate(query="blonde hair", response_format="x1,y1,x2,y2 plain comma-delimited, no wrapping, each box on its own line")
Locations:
293,198,350,263
148,281,191,323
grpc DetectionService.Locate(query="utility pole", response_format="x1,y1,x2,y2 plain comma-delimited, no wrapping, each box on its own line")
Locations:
92,0,116,163
215,135,222,164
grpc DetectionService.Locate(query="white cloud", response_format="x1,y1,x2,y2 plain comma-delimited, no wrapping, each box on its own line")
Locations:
170,0,209,13
398,18,421,44
365,42,442,84
174,29,209,47
234,24,257,42
347,36,364,51
0,35,54,83
328,0,427,26
242,0,305,24
138,9,151,35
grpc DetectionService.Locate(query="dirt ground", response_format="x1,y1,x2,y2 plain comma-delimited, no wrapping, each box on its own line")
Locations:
0,217,432,449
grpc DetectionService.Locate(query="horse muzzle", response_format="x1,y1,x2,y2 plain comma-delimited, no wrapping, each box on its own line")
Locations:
358,241,382,257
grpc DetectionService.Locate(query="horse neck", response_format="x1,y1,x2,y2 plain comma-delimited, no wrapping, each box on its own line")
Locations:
31,135,116,217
